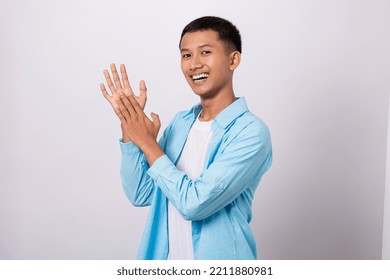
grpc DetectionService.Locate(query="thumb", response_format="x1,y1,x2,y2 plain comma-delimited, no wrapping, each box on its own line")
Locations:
150,112,161,130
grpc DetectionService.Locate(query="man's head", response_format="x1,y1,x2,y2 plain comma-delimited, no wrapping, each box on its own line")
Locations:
179,16,242,99
179,16,242,54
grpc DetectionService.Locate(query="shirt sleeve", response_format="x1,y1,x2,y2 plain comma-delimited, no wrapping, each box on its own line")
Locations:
147,121,273,220
120,140,155,207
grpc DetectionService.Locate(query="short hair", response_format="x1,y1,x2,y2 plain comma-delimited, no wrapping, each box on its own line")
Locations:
179,16,242,53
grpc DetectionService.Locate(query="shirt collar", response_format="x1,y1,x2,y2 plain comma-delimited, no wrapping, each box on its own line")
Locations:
184,97,249,129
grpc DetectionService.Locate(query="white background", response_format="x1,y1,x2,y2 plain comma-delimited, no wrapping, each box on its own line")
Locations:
0,0,389,259
383,96,390,259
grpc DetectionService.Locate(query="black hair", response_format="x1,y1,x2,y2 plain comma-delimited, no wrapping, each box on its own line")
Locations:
180,16,242,53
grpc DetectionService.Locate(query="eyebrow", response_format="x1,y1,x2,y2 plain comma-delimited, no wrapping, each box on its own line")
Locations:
180,44,214,53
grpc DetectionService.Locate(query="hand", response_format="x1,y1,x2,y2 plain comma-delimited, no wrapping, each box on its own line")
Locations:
100,63,147,113
117,94,161,149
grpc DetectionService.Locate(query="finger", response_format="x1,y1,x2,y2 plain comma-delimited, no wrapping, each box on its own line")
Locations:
101,83,120,111
110,63,123,90
129,95,143,115
117,96,131,122
100,83,111,101
151,112,161,131
115,105,127,123
103,69,117,94
120,64,134,96
139,80,147,100
120,94,137,119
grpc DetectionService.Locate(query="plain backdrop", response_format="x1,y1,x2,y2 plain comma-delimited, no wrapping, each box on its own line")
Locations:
1,0,389,259
384,97,390,259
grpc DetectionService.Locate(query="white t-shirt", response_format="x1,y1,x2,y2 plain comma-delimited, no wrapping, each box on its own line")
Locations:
168,116,213,260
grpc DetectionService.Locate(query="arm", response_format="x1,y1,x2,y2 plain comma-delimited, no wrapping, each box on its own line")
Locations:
100,63,156,206
119,117,175,207
116,94,272,219
147,122,273,221
120,141,154,206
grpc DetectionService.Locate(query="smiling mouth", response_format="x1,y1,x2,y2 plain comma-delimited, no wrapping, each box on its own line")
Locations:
191,73,209,82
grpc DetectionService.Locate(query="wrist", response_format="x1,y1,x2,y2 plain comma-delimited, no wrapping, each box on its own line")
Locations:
121,124,132,143
139,138,164,166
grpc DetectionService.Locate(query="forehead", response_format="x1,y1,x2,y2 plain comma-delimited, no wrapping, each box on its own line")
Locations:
180,30,224,50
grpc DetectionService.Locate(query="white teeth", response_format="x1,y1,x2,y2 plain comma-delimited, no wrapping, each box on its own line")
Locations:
192,73,209,80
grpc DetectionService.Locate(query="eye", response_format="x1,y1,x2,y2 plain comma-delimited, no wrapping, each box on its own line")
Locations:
201,50,211,55
182,53,191,59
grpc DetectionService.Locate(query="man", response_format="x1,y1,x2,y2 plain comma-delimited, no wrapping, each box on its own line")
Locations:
100,16,272,259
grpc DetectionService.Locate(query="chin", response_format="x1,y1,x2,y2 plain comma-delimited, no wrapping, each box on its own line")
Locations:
192,90,215,100
190,85,207,95
189,84,209,95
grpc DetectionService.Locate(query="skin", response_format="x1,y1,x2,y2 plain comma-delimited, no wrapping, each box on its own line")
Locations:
180,30,241,121
100,64,149,143
101,30,241,165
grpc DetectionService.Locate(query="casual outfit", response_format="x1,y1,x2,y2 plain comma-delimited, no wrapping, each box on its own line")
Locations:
120,97,272,260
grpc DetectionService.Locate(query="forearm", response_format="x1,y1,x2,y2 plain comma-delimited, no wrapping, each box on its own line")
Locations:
120,137,165,206
147,154,260,221
146,128,273,221
138,138,165,166
120,140,155,206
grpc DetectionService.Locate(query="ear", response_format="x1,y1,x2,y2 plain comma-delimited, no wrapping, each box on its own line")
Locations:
229,51,241,71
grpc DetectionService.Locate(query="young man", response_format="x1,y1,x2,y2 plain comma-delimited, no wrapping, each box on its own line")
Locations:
100,16,272,260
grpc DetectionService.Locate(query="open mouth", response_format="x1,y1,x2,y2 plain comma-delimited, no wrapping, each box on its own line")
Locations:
191,73,209,82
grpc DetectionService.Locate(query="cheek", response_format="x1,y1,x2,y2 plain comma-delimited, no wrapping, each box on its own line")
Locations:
213,61,231,78
210,56,230,71
180,62,188,76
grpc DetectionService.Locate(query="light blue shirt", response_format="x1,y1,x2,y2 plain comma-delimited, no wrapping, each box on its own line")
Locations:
120,97,272,260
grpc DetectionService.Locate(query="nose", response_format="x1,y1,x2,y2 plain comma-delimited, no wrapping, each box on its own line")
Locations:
190,54,203,72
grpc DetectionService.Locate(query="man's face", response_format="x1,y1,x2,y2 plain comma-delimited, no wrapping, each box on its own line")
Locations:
180,30,236,98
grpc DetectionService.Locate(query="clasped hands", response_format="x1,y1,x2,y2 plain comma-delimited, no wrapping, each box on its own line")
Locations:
100,63,161,154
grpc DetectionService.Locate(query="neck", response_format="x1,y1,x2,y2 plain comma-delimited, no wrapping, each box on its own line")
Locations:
199,89,236,121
